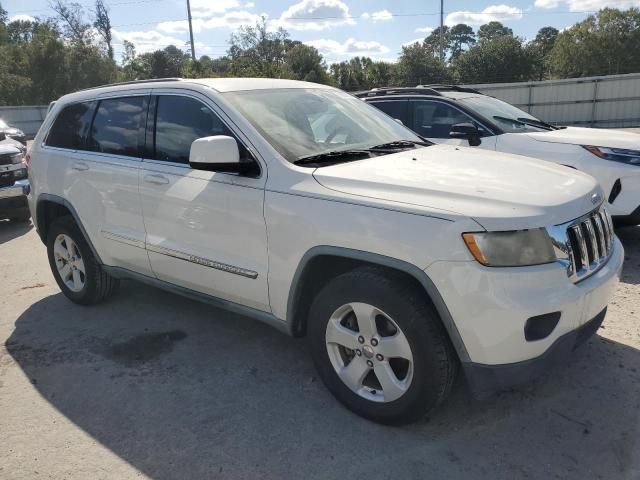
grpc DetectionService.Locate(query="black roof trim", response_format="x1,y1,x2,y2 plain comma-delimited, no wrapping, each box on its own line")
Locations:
354,84,484,98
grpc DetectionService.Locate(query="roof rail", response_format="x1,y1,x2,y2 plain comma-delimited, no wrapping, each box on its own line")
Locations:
353,86,442,98
77,78,184,93
417,84,484,95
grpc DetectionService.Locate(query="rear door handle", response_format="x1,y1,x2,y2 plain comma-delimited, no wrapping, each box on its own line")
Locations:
72,162,89,171
144,174,170,185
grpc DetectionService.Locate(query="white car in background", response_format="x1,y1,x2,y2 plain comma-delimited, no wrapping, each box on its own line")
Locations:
360,86,640,226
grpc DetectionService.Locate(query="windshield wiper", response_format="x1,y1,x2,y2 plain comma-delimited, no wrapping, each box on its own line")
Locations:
493,115,554,131
516,117,557,130
294,140,432,166
294,149,372,166
368,139,432,150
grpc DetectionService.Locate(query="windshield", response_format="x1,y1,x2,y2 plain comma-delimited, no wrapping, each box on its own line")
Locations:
224,88,422,163
459,96,549,133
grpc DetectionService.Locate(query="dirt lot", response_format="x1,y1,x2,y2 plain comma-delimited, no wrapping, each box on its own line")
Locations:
0,220,638,480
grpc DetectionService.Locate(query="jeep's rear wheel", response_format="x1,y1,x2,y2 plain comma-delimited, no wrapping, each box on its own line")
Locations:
47,216,119,305
308,267,458,425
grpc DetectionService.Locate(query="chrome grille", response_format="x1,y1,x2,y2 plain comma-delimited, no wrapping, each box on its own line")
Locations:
547,206,615,283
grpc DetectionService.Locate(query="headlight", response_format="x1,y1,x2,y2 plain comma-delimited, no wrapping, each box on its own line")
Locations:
583,145,640,165
9,152,24,164
462,229,556,267
13,167,28,181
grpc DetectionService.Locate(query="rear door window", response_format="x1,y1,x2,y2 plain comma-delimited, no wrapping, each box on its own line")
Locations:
46,102,96,149
369,100,408,125
87,97,145,157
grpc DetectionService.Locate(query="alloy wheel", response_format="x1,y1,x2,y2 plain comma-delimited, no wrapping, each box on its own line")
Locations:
53,233,86,293
325,302,414,403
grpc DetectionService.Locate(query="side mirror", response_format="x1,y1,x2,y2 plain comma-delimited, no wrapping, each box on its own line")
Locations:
189,135,250,174
450,123,482,147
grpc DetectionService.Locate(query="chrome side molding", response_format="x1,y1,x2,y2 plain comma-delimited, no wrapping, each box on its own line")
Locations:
147,243,259,279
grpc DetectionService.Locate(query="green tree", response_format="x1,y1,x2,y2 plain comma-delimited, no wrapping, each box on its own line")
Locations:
423,25,449,59
453,35,533,83
548,8,640,78
449,24,476,60
141,45,190,78
527,26,559,80
329,57,370,90
283,43,330,83
228,17,291,77
50,0,93,46
396,42,451,86
93,0,113,60
477,21,513,41
367,61,397,88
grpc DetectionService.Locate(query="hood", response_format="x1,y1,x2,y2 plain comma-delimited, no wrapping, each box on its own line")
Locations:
0,143,23,155
0,137,25,151
312,144,602,231
525,126,640,149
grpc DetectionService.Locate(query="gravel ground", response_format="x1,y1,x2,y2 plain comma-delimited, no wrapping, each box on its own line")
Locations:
1,220,639,480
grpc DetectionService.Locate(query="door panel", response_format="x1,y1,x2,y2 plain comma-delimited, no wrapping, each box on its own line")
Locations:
139,92,269,311
46,96,152,275
140,163,269,311
68,150,151,274
409,99,497,150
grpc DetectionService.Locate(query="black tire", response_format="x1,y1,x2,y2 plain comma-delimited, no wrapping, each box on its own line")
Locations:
308,267,458,425
46,216,119,305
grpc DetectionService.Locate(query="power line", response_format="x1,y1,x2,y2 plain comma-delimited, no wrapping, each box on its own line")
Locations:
7,5,609,19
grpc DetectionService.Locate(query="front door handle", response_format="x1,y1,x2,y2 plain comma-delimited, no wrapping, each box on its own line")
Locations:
144,174,170,185
72,162,89,171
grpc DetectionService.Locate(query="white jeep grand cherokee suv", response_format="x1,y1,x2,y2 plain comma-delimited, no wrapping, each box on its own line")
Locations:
28,78,623,425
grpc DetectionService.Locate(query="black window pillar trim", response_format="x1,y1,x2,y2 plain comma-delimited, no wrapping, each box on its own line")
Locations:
143,94,157,159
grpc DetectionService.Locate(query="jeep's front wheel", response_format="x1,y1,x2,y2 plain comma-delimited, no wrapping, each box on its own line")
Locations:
47,216,118,305
308,268,458,425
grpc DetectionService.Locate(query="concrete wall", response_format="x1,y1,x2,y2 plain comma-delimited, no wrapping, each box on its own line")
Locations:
0,105,49,138
467,72,640,128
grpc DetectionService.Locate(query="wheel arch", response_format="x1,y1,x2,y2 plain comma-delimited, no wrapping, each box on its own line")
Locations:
286,246,470,362
35,194,103,264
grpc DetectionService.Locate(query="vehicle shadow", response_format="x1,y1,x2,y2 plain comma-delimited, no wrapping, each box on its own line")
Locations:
5,281,640,479
617,225,640,285
0,219,32,245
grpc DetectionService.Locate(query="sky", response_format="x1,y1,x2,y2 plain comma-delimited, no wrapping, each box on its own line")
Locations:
4,0,640,63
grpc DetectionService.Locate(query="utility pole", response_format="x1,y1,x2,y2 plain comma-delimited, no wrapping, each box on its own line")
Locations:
439,0,444,61
186,0,196,61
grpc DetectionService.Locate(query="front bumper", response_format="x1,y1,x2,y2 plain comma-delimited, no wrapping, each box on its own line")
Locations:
613,205,640,227
604,169,640,218
0,180,30,218
426,236,624,394
464,307,607,398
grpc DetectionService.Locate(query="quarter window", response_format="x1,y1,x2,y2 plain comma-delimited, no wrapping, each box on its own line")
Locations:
87,97,145,157
153,95,232,164
46,102,96,149
411,101,479,138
